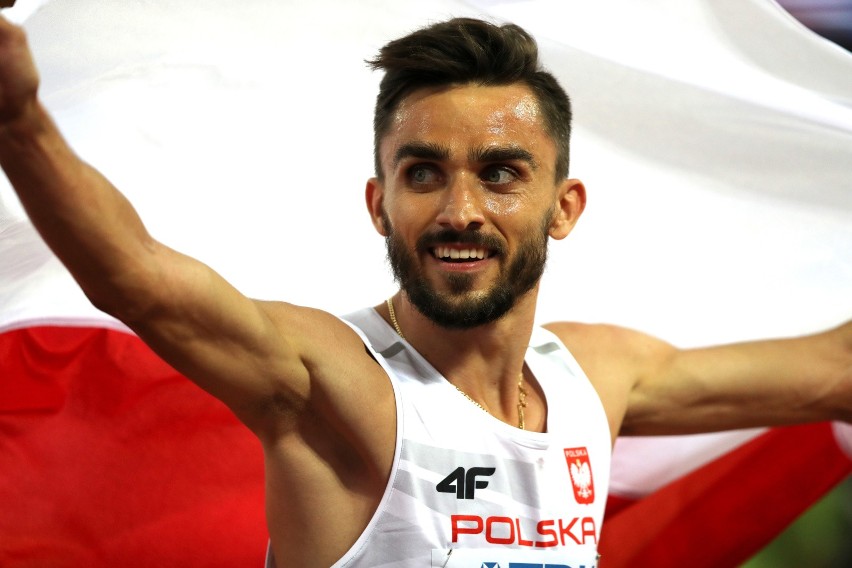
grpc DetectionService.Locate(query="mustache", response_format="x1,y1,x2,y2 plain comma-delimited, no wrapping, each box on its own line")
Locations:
416,229,506,255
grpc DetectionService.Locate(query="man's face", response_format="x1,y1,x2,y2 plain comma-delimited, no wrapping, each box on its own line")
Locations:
371,83,570,328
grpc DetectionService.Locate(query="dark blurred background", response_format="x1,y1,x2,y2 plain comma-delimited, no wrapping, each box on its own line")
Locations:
778,0,852,50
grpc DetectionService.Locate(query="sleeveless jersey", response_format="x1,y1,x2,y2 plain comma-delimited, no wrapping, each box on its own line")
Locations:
267,308,611,568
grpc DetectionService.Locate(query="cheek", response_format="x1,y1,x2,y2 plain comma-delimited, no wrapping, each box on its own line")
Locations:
395,199,426,225
483,194,524,216
385,197,430,238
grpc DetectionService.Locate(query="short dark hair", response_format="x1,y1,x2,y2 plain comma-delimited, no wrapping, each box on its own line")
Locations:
367,17,572,182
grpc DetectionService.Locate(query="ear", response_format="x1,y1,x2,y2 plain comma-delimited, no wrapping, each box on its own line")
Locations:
365,177,388,236
549,178,586,240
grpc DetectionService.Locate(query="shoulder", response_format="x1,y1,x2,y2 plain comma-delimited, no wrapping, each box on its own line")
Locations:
542,321,675,367
542,321,678,436
258,300,370,353
253,300,391,419
256,300,396,457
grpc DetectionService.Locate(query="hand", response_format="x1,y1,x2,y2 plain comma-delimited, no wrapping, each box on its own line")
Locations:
0,15,39,124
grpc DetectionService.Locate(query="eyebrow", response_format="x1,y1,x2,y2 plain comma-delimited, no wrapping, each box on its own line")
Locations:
391,141,540,172
469,145,539,170
392,142,451,171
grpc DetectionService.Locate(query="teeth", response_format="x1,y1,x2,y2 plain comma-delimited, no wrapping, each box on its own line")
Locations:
434,247,487,260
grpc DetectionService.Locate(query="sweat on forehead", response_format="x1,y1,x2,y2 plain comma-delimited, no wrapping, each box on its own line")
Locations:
380,85,549,177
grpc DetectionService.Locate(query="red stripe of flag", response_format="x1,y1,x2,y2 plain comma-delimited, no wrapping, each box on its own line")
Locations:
600,422,852,566
0,326,267,567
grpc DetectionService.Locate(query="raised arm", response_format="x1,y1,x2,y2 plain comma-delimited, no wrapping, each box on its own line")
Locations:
548,320,852,438
0,16,365,436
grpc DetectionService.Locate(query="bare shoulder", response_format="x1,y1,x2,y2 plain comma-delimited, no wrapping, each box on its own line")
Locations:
542,321,677,438
257,300,390,396
247,301,394,441
259,300,373,358
543,321,676,372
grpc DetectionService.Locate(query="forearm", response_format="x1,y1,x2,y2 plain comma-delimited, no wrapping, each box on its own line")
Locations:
626,320,852,435
0,100,156,314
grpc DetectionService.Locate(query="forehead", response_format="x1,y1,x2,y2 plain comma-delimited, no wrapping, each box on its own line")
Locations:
380,83,556,170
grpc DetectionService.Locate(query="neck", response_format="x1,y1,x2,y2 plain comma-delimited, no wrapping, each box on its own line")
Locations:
380,289,542,429
388,288,537,357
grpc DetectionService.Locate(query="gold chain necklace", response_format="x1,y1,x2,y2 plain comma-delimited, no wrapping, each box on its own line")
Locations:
386,297,527,430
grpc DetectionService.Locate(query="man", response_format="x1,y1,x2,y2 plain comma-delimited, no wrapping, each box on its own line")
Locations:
0,13,850,568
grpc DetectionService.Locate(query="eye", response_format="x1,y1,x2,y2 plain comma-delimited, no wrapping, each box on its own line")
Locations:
408,164,441,185
481,166,517,185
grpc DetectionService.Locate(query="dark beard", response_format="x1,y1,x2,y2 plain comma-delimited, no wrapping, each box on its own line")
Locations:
383,211,551,329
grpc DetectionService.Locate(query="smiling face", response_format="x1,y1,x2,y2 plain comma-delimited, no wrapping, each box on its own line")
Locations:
367,83,585,328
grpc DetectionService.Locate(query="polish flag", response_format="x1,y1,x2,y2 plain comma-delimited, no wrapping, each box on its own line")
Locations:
603,424,852,566
2,1,851,566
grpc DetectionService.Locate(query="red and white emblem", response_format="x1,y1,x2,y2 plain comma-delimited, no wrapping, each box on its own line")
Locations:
564,447,595,504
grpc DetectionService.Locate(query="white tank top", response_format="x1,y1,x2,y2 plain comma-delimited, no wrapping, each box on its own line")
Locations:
267,308,611,567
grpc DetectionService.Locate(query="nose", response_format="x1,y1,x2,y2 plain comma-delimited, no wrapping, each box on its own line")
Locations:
434,174,485,231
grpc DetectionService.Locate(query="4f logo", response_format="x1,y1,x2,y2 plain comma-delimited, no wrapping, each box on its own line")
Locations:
437,466,496,499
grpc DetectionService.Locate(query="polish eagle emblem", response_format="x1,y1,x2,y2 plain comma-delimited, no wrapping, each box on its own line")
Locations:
564,447,595,504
